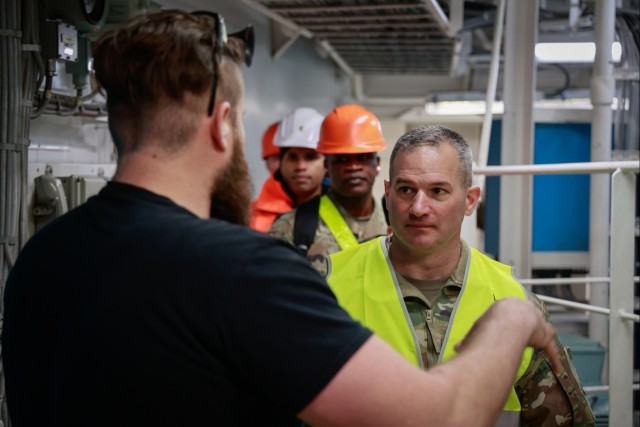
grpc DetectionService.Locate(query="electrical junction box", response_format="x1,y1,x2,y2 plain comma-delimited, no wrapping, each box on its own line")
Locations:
59,175,107,209
41,21,78,62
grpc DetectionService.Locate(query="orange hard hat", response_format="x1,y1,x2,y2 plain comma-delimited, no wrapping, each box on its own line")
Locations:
317,104,386,154
261,122,280,159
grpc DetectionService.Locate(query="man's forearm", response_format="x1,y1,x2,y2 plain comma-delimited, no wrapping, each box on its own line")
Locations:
300,298,559,427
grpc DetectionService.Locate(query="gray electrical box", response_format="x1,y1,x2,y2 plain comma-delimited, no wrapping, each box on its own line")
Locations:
60,175,107,209
41,21,78,62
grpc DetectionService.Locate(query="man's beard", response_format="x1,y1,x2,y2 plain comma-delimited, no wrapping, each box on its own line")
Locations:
210,135,253,226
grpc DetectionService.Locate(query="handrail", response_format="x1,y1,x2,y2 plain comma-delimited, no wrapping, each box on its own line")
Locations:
474,160,639,176
472,160,638,424
536,294,640,322
520,276,640,286
584,384,640,392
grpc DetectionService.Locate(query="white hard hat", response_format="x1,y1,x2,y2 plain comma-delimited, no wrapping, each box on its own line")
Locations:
274,107,324,150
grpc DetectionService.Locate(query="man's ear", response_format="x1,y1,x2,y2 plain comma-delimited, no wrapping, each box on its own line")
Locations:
465,185,481,216
375,156,381,175
209,100,232,152
384,179,391,198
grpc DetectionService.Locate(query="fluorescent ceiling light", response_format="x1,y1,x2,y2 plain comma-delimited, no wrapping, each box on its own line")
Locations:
425,100,504,115
535,42,622,63
425,97,628,116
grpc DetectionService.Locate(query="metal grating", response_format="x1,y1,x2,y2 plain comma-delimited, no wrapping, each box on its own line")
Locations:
256,0,459,75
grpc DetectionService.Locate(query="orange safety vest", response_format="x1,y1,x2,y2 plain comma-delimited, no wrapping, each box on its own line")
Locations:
250,175,293,232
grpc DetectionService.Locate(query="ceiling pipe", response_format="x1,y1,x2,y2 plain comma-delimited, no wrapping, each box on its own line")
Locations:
476,0,506,198
268,3,424,14
422,0,462,38
293,13,433,23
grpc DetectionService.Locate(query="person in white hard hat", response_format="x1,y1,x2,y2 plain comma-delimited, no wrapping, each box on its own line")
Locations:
250,107,327,232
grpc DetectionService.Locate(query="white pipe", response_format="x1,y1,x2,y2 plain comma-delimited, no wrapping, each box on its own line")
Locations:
569,0,581,31
536,294,640,322
589,0,615,385
608,169,636,425
519,276,638,285
266,3,421,14
584,384,640,392
619,310,640,322
500,0,538,280
477,0,506,196
536,295,610,316
422,0,453,37
448,0,463,37
474,161,639,176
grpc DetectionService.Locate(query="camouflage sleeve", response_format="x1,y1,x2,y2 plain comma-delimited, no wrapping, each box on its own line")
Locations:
266,210,296,245
516,291,596,427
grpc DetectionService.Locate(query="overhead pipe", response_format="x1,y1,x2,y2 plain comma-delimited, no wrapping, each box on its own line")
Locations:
476,0,506,198
422,0,457,37
293,13,433,23
267,3,423,14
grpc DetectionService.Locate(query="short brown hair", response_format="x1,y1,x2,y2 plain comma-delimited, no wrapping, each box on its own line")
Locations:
93,9,246,153
390,125,473,188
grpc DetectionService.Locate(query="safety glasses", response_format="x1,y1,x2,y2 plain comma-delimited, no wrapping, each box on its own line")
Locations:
192,11,255,116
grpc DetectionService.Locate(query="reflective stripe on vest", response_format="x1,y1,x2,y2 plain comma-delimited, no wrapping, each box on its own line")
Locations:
327,237,531,420
439,245,532,413
318,195,359,251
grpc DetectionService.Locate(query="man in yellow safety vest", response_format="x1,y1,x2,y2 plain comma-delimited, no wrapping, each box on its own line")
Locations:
326,125,595,427
268,104,388,276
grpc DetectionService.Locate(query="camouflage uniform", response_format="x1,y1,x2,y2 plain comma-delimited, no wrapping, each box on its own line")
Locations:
268,194,388,277
397,239,595,427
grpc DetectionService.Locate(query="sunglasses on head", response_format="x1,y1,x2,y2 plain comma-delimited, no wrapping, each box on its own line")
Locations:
191,11,255,116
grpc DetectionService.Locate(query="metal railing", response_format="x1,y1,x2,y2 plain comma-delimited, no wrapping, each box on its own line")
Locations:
474,160,639,427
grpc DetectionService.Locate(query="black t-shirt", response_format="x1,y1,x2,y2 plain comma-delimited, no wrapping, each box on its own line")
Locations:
2,182,371,427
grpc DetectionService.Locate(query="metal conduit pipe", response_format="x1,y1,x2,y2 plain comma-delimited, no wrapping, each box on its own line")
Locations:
584,384,640,393
474,160,639,175
476,0,506,198
499,0,538,282
589,0,615,387
422,0,454,37
520,276,640,286
608,168,635,425
536,294,640,322
267,3,425,14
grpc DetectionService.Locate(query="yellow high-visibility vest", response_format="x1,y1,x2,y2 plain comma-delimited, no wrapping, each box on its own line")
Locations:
327,237,532,420
318,195,359,251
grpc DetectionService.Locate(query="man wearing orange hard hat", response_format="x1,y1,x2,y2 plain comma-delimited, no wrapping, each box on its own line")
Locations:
268,104,388,276
261,121,280,175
